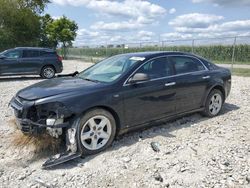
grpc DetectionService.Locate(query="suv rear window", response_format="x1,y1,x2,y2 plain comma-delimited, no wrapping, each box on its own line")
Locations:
40,51,56,57
23,50,40,58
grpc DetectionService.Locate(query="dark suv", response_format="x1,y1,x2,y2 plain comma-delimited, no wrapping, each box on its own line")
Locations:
0,47,63,79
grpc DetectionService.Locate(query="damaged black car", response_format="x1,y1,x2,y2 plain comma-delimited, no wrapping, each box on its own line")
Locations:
10,51,231,167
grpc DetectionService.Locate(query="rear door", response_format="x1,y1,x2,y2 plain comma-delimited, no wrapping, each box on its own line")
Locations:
168,55,210,113
122,56,176,127
19,49,42,73
0,49,22,75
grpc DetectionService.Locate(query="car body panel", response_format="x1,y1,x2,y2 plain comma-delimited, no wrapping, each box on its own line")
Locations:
122,77,176,127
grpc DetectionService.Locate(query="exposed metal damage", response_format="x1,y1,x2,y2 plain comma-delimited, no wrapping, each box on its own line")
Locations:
9,96,82,169
42,118,81,168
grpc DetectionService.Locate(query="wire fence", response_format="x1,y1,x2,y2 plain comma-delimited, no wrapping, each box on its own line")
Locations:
61,36,250,71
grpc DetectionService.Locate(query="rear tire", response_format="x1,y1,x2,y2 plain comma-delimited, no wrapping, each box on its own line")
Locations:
40,66,55,79
77,109,116,155
203,89,223,117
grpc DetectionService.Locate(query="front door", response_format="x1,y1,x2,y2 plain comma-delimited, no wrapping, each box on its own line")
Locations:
0,49,22,75
122,57,176,127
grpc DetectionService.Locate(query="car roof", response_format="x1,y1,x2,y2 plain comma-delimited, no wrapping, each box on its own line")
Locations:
14,47,54,51
121,51,197,59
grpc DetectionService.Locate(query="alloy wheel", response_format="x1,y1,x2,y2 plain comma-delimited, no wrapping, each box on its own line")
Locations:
80,115,112,150
43,67,55,78
209,93,222,115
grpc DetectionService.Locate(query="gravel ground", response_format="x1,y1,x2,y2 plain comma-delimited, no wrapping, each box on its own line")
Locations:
0,60,249,188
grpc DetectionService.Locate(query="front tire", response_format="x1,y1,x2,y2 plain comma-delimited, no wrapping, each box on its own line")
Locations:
77,109,116,155
203,89,224,117
40,66,55,79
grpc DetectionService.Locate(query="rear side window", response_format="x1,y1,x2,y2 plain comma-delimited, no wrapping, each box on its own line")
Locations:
137,57,173,79
23,50,40,58
40,51,56,57
169,56,206,74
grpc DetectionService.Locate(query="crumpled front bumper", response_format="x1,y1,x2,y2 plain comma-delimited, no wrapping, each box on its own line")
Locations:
15,118,70,134
10,96,82,168
9,96,70,134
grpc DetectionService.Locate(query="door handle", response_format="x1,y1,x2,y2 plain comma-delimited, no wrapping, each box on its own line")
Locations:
165,82,176,87
202,76,210,79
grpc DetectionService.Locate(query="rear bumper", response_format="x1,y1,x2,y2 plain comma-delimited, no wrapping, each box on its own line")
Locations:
55,62,63,73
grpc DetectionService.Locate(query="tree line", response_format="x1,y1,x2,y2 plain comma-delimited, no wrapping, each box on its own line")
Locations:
0,0,78,57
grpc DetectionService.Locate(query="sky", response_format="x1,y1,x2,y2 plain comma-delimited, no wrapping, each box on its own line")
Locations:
46,0,250,46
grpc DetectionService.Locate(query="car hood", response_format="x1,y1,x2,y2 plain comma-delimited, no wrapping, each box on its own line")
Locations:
17,77,102,100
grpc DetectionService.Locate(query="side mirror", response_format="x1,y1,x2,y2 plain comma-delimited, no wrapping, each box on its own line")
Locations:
128,73,149,84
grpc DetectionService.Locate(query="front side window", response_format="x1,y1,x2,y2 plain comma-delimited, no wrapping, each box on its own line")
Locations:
78,55,142,83
136,57,173,79
169,56,206,74
22,50,40,58
4,50,21,59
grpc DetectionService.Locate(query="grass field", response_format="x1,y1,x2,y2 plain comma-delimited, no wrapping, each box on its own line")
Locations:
214,61,250,65
232,68,250,77
60,44,250,65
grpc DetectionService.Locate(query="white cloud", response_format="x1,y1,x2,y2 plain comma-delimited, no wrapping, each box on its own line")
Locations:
173,19,250,33
169,13,224,28
87,0,166,19
52,0,89,6
90,20,139,31
77,28,100,37
169,8,176,14
161,32,193,40
163,14,250,42
52,0,166,19
90,14,160,31
52,0,166,32
192,0,250,6
137,30,155,41
52,16,62,20
110,36,123,42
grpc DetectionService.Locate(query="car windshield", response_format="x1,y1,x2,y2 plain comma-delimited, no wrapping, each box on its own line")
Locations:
78,55,145,83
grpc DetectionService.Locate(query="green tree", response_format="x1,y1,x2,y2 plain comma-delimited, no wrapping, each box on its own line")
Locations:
0,0,49,51
46,16,78,58
39,14,57,48
18,0,50,13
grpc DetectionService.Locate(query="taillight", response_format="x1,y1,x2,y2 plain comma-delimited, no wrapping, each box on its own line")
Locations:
57,55,63,61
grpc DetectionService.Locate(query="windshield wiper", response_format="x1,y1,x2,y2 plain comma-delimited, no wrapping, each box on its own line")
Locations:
81,77,100,83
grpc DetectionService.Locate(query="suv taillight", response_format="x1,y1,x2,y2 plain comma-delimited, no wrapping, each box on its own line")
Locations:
57,55,63,61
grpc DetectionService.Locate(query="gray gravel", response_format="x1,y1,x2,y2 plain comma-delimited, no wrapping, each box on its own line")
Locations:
0,60,249,188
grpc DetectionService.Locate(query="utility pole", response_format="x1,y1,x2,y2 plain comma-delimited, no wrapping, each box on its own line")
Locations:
231,37,237,70
192,39,195,53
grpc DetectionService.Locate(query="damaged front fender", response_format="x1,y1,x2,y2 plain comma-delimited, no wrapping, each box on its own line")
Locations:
10,96,83,168
42,117,82,169
10,95,74,135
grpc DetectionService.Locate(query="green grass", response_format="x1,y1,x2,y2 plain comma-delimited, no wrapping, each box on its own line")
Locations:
232,68,250,77
59,44,250,65
214,61,250,65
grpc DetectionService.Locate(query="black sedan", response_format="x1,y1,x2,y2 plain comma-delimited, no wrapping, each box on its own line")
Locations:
10,51,231,167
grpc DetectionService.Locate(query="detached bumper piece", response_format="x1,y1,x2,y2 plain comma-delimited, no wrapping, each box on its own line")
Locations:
42,118,81,169
42,152,81,169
